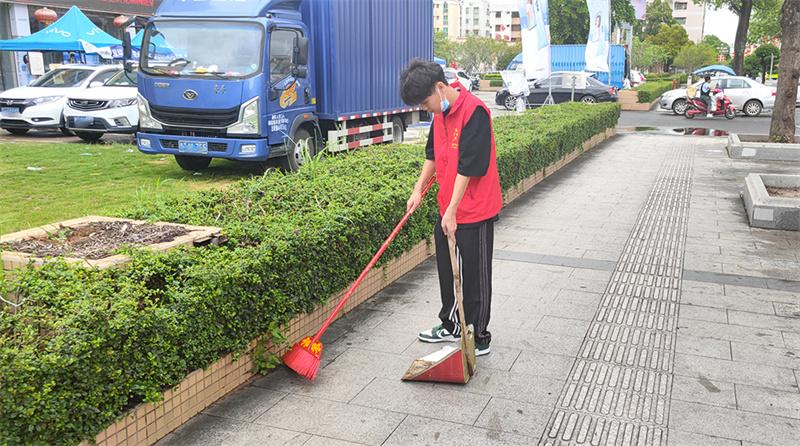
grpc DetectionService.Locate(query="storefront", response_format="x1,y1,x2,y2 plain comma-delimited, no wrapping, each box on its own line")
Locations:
0,0,160,91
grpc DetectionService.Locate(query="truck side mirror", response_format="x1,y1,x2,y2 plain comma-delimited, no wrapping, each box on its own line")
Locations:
295,37,308,66
292,65,308,78
122,31,132,66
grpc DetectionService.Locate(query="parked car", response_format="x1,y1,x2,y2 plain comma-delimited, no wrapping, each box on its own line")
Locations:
63,68,138,142
495,71,618,109
660,76,776,116
444,68,474,91
0,64,121,135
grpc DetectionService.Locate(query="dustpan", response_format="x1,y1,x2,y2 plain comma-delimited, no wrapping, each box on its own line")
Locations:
402,237,476,383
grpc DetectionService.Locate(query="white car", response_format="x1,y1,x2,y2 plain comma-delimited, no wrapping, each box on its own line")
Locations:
444,68,474,91
64,69,138,142
660,76,776,116
0,64,121,136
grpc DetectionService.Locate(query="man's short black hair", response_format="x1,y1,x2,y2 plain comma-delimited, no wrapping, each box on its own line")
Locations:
704,75,711,81
400,58,446,106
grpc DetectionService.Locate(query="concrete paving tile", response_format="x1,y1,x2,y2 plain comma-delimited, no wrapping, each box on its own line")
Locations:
474,397,552,437
670,400,800,446
667,429,743,446
332,328,417,355
681,292,774,315
302,436,366,446
784,332,800,350
582,249,622,261
252,364,375,403
679,303,728,323
568,268,613,283
681,280,725,295
541,297,598,321
724,285,800,304
350,378,490,425
675,333,731,360
255,394,404,445
401,342,521,372
505,331,584,357
203,385,287,422
774,302,800,319
728,311,800,334
322,348,420,381
439,367,562,407
534,315,591,338
736,384,800,420
671,374,737,409
359,292,442,316
157,413,310,446
549,276,609,294
678,318,784,347
731,341,800,370
510,350,575,380
382,415,534,446
674,353,798,392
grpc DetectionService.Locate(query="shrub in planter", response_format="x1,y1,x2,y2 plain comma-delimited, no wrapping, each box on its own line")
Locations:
0,102,620,445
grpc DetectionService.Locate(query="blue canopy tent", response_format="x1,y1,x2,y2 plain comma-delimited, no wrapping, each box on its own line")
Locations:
693,64,736,76
0,6,120,52
82,30,175,60
434,56,446,67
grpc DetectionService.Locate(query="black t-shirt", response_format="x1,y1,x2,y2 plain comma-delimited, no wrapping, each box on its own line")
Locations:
425,106,491,177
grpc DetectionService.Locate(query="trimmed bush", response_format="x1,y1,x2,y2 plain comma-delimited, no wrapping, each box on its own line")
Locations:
480,72,502,80
0,102,620,445
635,80,675,103
489,79,504,87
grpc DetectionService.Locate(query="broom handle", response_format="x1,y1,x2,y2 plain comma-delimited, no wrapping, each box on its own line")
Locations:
447,237,469,340
311,175,436,342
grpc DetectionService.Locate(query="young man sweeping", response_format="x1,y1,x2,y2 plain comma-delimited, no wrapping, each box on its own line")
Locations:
400,59,501,356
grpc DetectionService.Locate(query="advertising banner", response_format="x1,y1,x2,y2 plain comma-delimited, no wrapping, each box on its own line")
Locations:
585,0,610,73
518,0,551,79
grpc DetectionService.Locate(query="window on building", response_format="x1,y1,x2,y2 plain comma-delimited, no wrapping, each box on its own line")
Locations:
473,18,478,25
675,17,686,24
474,7,479,14
674,2,688,9
512,24,521,31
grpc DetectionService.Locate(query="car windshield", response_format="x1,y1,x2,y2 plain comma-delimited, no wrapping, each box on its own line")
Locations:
104,69,138,87
31,68,92,88
141,21,263,79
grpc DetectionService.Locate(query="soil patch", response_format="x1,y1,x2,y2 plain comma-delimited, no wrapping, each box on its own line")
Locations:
2,221,189,260
766,186,800,198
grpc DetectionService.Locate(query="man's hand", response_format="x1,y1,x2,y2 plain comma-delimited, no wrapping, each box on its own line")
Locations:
407,189,422,213
441,207,457,239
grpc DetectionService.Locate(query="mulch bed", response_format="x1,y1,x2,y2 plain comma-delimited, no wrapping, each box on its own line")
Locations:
1,221,189,260
766,186,800,199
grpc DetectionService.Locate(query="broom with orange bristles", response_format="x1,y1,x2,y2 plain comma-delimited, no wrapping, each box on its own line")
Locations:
283,176,436,380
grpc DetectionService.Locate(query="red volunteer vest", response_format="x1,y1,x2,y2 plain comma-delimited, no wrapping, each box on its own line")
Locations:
432,90,502,224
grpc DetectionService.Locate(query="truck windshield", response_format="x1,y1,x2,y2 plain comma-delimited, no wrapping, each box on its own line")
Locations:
141,21,263,79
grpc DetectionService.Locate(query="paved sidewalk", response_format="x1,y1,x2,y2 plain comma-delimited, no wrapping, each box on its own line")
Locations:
158,133,800,446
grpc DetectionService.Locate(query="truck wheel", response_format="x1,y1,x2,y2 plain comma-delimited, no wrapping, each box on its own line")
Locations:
279,127,316,172
5,128,29,135
391,117,404,143
74,131,103,143
175,155,212,171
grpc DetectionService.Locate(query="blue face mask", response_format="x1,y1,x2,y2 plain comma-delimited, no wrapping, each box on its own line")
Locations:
438,88,450,113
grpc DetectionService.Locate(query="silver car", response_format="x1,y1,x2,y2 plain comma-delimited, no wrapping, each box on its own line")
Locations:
660,76,776,117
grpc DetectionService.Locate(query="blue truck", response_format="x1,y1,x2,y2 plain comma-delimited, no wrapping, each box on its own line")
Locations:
129,0,432,171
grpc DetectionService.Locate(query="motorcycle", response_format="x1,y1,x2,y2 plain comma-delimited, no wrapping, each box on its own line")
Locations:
684,88,736,119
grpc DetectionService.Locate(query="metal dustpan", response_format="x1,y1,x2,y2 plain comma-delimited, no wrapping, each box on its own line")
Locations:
403,237,477,384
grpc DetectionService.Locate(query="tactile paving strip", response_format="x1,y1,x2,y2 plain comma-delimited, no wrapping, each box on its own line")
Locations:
539,147,694,446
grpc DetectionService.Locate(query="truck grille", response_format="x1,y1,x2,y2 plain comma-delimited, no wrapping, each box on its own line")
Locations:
68,99,107,111
150,104,240,128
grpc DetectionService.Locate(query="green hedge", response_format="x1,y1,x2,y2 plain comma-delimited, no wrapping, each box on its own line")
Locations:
0,102,620,445
480,72,502,80
643,72,688,84
489,79,504,87
634,80,675,103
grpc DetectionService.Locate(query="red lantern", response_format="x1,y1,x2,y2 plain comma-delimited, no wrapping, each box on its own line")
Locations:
113,15,130,28
34,7,57,26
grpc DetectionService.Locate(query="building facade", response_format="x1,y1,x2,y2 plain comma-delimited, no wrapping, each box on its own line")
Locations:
489,0,520,42
460,0,491,38
433,0,462,40
670,0,705,42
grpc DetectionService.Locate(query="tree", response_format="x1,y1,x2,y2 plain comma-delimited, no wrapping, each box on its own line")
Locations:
496,42,522,71
752,44,781,82
635,0,677,37
631,37,669,71
674,43,718,72
549,0,635,44
769,0,799,142
705,0,754,76
749,0,783,43
434,31,456,63
455,36,502,73
702,35,730,58
647,24,690,69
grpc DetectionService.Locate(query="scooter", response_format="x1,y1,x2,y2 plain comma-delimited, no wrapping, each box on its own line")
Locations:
685,89,736,119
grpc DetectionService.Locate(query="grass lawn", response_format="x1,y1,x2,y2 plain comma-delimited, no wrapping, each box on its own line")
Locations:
0,140,266,234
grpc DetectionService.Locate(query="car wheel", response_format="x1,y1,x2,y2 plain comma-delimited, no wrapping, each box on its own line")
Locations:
174,155,212,171
5,128,29,136
743,100,763,117
278,127,316,172
504,94,518,111
671,99,687,115
580,95,597,104
74,131,103,143
391,117,404,143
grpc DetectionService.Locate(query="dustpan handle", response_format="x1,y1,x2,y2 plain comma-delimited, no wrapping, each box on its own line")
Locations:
311,175,436,342
447,237,469,339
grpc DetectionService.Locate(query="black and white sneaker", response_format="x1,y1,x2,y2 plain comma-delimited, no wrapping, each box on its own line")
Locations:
475,342,491,356
418,324,459,343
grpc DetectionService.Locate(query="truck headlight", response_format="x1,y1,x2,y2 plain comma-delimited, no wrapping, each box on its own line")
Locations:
137,93,162,130
228,97,260,135
108,98,137,108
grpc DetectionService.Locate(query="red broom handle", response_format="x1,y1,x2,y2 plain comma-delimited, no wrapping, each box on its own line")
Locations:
311,176,436,342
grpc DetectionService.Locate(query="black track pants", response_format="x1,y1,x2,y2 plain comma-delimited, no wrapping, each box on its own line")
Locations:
434,216,495,345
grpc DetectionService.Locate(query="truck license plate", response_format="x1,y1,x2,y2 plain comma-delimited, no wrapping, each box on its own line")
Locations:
1,107,19,115
178,140,208,154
